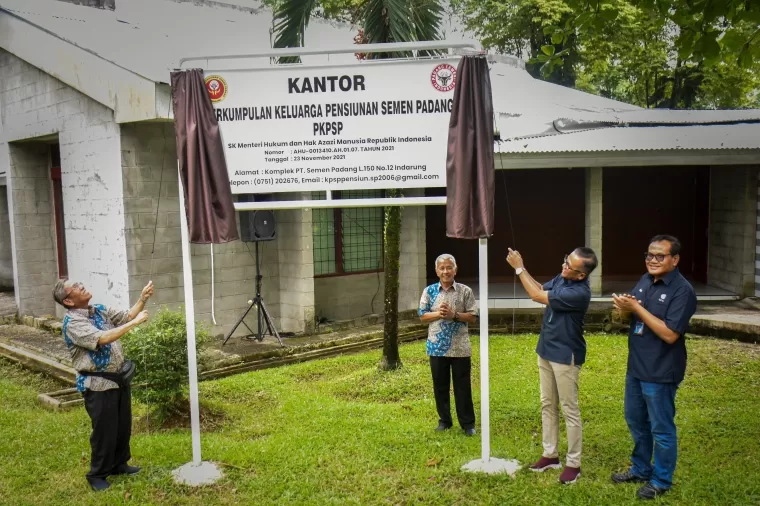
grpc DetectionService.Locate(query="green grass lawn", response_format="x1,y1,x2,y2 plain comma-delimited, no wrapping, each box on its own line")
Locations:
2,334,759,506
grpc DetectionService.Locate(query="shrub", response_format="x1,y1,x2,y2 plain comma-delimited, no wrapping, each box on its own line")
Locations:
122,308,211,423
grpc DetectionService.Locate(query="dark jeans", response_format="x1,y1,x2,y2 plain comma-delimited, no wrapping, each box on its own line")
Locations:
430,356,475,429
82,387,132,481
624,374,679,489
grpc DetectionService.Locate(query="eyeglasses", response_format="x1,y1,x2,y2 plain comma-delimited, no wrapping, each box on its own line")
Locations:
64,282,83,300
645,253,672,263
563,255,586,275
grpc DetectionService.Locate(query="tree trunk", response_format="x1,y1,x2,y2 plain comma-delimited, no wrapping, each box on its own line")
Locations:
379,189,402,371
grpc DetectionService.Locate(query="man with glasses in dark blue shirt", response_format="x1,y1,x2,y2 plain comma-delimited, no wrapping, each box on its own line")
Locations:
611,234,697,500
507,246,598,485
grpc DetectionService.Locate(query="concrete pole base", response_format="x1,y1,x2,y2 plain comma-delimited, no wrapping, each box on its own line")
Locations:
172,461,223,486
461,457,521,476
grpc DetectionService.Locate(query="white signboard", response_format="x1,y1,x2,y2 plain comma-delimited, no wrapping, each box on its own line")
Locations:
204,58,459,194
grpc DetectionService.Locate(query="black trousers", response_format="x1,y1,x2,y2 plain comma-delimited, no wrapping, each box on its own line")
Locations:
82,387,132,481
430,356,475,429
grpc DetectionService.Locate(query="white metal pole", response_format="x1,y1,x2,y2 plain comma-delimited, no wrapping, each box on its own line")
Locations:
178,165,202,465
463,237,516,475
479,237,490,461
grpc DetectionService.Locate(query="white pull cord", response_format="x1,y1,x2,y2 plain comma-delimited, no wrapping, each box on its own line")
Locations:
210,243,217,325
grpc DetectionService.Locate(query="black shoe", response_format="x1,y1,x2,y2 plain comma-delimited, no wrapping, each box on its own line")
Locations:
435,423,452,431
464,427,476,437
112,464,141,476
88,478,110,491
637,483,669,500
611,470,649,484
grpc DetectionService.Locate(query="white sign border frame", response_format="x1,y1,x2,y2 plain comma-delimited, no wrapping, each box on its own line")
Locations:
174,41,505,484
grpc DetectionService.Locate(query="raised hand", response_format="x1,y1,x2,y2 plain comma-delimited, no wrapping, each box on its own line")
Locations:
141,281,154,301
506,248,524,270
134,310,149,325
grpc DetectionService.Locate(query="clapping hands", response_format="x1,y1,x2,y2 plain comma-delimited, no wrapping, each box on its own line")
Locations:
439,302,455,320
612,293,640,312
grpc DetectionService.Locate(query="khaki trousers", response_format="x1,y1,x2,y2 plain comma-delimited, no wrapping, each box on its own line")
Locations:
538,355,582,468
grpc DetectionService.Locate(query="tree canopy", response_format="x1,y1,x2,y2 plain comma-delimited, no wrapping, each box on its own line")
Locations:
451,0,760,108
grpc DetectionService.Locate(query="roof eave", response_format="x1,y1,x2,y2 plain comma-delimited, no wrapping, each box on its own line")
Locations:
495,149,760,169
0,8,168,134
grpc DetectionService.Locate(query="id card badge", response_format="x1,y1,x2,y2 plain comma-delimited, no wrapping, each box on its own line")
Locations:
634,321,645,335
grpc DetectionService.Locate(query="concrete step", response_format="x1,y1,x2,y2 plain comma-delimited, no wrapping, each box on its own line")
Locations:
0,341,76,384
689,314,760,344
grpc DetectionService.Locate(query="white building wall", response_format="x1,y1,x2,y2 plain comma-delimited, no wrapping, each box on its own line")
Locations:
0,48,129,315
60,121,129,310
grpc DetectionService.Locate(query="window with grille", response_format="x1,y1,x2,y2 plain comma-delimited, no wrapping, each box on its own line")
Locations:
312,190,384,276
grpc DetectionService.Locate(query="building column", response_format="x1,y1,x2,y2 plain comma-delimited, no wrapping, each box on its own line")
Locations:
276,193,315,334
399,188,427,313
585,167,603,296
709,165,759,297
756,170,760,297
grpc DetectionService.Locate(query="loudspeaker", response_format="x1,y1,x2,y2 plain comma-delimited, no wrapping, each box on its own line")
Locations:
238,194,276,242
240,210,276,242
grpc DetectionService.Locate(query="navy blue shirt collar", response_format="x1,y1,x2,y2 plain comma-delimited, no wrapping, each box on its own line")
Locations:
647,267,679,286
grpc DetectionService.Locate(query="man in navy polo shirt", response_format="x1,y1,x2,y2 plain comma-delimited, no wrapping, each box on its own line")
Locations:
507,246,598,485
611,234,697,500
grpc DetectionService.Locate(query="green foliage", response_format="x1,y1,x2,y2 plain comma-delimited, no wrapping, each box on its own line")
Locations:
550,0,760,70
121,309,211,423
269,0,444,60
452,0,760,108
270,0,319,63
410,0,446,56
450,0,578,85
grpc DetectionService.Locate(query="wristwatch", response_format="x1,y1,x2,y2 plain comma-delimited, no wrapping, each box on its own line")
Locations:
453,312,459,322
515,267,525,276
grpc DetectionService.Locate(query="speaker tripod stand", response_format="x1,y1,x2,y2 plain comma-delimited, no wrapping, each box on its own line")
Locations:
222,241,284,347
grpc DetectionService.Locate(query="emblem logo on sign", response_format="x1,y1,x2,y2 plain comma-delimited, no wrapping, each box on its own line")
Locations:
205,75,228,103
430,64,456,92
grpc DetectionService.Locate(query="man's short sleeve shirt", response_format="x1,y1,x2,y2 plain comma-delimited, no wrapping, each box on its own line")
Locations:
63,304,129,392
419,282,477,357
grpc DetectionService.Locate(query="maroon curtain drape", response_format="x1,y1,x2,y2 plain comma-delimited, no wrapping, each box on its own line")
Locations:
445,56,495,239
171,69,239,244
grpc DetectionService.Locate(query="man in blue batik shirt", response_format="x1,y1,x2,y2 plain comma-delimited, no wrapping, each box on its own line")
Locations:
53,278,154,491
507,246,598,485
419,254,478,436
611,235,697,501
